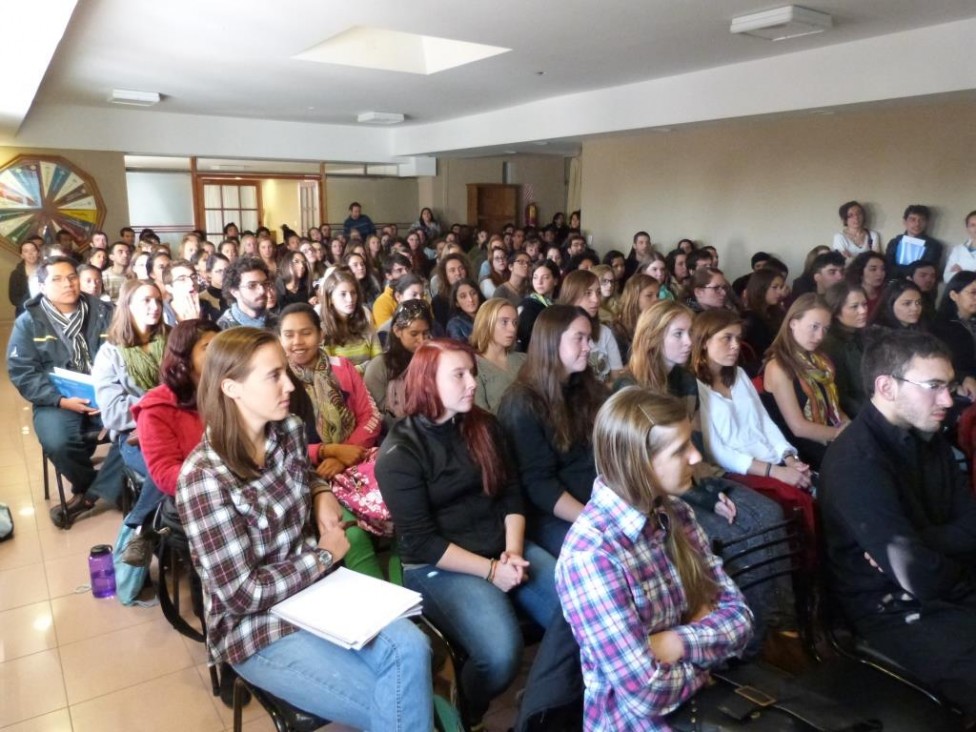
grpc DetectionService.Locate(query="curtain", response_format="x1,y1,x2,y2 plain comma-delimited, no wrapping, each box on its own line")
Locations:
566,157,582,216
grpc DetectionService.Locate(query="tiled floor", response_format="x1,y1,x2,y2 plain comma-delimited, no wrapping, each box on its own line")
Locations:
0,327,522,731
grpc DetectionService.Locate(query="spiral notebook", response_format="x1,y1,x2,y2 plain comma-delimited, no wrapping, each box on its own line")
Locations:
270,567,423,650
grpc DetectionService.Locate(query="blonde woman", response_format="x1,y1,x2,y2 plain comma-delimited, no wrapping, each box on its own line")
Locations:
556,389,753,729
470,298,526,413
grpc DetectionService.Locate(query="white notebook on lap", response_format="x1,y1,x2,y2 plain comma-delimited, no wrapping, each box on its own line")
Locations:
270,567,423,651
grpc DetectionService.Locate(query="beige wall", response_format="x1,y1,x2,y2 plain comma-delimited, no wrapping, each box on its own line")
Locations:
581,100,976,281
260,178,303,234
428,155,568,229
326,178,419,227
0,146,128,322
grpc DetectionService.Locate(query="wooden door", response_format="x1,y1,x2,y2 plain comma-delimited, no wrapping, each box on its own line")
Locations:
467,184,520,234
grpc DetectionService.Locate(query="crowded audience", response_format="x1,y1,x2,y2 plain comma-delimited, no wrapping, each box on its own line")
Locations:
8,199,976,728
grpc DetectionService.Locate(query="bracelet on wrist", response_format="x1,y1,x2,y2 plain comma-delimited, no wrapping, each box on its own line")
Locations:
486,558,497,583
764,462,772,477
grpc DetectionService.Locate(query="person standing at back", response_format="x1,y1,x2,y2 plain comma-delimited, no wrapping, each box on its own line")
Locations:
343,201,376,240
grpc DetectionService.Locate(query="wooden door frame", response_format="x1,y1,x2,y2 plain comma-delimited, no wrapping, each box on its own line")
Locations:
191,167,325,237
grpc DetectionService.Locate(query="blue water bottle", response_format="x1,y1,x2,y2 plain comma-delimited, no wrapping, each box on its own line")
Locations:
88,544,116,598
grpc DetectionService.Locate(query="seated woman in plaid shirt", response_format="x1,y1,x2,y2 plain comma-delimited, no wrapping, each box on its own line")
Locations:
176,327,433,730
555,388,753,731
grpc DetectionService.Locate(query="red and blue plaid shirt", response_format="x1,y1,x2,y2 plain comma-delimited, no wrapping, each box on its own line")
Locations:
176,415,329,665
555,479,753,731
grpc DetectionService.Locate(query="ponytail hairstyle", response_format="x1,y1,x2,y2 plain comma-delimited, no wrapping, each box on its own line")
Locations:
403,339,508,496
594,388,720,617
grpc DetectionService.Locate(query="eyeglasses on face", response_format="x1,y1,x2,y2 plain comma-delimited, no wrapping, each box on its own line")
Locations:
702,284,729,291
891,376,957,394
240,281,269,291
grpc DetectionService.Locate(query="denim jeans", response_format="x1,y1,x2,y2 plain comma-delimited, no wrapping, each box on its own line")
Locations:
528,513,572,559
689,478,791,657
118,436,148,476
123,477,166,528
34,406,123,502
233,620,433,730
404,541,559,719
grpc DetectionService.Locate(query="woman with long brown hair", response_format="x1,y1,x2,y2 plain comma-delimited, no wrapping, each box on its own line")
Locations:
762,293,849,469
691,308,816,541
498,305,607,556
319,268,381,372
558,269,624,382
93,278,169,476
740,268,788,376
177,327,432,729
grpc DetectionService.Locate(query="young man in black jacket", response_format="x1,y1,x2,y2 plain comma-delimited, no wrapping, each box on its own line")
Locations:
820,330,976,716
7,256,123,527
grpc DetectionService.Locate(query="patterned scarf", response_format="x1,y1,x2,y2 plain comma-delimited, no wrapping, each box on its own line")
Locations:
797,351,843,427
228,303,265,329
119,334,167,392
291,348,355,445
40,297,92,373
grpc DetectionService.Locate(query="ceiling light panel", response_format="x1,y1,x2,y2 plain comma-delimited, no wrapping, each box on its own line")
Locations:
731,6,832,41
295,26,510,75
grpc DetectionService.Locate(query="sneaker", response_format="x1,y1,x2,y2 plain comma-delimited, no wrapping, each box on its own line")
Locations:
120,532,153,567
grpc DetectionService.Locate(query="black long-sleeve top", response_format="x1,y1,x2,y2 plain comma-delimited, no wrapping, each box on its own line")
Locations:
821,324,867,418
375,414,523,566
496,384,596,515
8,261,29,315
820,402,976,623
931,315,976,380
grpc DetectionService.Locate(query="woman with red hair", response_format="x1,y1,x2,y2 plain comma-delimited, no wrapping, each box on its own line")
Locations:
376,339,559,729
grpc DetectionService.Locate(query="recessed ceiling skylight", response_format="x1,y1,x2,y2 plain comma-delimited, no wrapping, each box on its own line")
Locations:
295,26,510,75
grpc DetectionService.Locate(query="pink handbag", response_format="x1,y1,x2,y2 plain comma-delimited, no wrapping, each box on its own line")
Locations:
330,448,393,536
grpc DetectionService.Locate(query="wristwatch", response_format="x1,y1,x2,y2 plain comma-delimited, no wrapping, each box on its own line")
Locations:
313,547,334,572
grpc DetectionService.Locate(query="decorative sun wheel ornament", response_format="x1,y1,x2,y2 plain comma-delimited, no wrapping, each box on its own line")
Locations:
0,154,107,254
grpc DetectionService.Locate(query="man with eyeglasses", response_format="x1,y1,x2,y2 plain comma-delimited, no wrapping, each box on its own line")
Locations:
216,257,272,330
820,330,976,716
162,259,219,325
7,256,124,527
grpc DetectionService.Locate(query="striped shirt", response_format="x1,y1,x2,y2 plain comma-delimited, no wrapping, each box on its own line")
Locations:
555,480,753,731
176,415,330,665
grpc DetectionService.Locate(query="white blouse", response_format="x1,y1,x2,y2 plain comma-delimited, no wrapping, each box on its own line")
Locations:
831,230,881,259
697,367,795,475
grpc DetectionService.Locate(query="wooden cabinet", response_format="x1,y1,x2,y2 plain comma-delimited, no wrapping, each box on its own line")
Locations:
467,184,520,233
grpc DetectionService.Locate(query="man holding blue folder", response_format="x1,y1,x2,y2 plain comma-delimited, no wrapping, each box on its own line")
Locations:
7,256,123,527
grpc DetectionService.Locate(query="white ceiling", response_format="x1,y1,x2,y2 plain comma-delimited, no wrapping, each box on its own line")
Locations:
7,0,976,162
